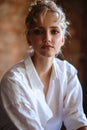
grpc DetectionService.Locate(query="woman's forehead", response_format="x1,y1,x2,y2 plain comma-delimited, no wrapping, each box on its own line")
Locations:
36,11,60,26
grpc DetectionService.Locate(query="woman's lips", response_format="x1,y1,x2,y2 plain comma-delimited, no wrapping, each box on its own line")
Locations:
41,45,54,49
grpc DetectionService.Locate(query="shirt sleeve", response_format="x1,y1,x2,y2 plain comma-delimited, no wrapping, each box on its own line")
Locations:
63,71,87,130
0,72,44,130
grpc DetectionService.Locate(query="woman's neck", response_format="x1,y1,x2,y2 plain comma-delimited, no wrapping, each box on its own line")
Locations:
31,53,54,76
31,53,54,96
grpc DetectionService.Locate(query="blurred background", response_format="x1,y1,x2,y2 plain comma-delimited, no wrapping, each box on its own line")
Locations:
0,0,87,115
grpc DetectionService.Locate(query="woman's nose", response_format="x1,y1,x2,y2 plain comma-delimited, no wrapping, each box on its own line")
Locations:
43,31,51,42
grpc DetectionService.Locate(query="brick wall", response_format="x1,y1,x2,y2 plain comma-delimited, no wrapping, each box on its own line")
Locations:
0,0,29,78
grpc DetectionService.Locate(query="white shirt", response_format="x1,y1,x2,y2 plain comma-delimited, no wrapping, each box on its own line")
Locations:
0,53,87,130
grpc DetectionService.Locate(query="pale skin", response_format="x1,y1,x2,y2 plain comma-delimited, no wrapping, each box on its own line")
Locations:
27,11,87,130
28,12,65,95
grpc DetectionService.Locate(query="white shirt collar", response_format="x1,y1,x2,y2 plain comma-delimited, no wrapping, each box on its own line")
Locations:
24,55,44,90
24,53,63,90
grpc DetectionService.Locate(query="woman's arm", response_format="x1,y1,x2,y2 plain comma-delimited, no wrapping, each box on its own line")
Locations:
0,73,44,130
77,127,87,130
63,72,87,130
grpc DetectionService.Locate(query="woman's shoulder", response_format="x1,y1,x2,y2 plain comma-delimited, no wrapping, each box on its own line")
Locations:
0,59,26,84
54,58,77,75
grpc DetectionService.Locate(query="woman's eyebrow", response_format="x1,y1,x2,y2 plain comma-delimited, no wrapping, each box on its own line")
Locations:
31,26,60,30
50,25,59,28
37,25,59,29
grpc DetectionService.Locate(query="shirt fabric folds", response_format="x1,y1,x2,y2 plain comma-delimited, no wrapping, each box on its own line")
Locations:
0,53,87,130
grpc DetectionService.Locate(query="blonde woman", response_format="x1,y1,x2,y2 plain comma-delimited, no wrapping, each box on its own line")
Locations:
0,0,87,130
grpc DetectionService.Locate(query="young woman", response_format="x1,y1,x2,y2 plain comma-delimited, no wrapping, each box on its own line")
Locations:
0,0,87,130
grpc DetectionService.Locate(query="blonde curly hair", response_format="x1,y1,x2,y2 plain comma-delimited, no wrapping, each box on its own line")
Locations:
25,0,69,36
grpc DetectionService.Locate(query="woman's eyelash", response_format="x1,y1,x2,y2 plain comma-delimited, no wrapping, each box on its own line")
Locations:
51,29,60,34
32,29,43,35
31,28,60,35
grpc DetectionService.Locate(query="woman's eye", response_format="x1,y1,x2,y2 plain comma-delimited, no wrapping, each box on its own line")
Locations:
32,29,43,35
51,29,60,35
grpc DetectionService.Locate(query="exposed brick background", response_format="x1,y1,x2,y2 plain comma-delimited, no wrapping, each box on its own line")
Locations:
0,0,29,78
0,0,87,118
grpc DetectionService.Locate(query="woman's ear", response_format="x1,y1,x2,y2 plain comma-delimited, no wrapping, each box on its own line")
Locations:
61,36,65,46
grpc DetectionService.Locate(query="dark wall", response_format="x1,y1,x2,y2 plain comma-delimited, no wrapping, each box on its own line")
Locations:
81,0,87,116
57,0,87,115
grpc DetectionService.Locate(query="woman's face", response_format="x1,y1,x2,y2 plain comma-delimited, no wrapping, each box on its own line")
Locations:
28,11,64,58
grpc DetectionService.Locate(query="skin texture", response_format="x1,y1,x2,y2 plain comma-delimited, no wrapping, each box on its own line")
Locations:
28,12,64,58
